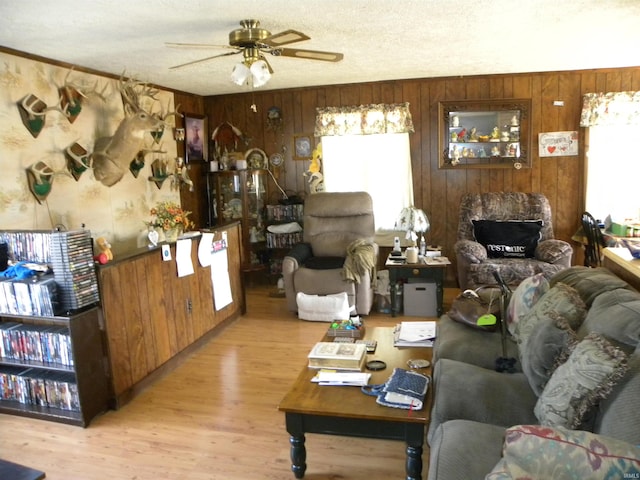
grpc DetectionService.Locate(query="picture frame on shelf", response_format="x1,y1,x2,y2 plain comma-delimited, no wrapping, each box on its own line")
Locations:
184,113,208,163
293,134,313,160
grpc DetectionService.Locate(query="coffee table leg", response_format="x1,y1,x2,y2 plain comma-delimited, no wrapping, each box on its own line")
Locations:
289,434,307,478
406,444,423,480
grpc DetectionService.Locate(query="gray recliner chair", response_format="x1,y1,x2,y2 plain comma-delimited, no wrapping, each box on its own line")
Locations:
282,191,378,316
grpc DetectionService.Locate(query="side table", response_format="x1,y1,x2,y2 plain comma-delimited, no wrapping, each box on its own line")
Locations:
386,255,450,317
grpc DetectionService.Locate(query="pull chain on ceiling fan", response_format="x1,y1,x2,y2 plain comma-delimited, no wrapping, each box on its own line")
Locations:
166,19,343,87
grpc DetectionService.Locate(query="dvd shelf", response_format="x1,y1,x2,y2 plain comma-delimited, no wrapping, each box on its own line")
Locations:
0,229,99,313
0,229,108,426
0,307,109,426
265,203,304,277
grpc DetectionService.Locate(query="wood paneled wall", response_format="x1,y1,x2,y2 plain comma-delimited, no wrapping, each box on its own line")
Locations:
202,67,640,284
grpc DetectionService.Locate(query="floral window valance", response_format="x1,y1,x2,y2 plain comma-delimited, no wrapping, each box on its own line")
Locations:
315,102,414,137
580,91,640,127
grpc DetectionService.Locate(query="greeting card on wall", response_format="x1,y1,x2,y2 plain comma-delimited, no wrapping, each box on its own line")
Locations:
538,131,579,157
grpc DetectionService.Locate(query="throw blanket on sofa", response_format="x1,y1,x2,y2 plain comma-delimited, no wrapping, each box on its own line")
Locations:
343,239,376,284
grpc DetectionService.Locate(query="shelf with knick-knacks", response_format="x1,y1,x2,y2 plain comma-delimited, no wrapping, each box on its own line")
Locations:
439,99,532,169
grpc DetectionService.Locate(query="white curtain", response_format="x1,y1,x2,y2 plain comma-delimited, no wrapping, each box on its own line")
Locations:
321,133,414,232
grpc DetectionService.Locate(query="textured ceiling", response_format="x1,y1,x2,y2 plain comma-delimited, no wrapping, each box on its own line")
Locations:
1,0,640,96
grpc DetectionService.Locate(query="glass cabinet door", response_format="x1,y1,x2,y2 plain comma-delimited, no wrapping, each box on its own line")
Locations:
210,169,268,267
217,171,243,223
245,170,267,248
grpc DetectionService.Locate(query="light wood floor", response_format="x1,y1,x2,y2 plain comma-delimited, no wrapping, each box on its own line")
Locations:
0,286,457,480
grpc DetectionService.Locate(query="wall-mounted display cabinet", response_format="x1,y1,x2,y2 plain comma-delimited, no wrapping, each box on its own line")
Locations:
438,99,532,169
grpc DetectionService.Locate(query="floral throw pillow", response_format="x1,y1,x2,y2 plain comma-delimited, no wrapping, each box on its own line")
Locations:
485,425,640,480
506,273,549,336
534,333,628,429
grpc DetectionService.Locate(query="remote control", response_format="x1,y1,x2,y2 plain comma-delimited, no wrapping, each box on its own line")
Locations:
356,339,377,353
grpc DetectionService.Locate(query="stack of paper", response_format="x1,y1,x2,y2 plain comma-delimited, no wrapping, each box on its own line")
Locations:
393,321,436,347
311,370,371,386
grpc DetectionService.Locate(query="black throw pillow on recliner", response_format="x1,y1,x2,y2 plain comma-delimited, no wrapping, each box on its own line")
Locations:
303,256,345,270
472,219,543,259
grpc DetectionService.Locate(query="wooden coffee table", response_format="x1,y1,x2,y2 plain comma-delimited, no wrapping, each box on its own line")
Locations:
278,326,433,480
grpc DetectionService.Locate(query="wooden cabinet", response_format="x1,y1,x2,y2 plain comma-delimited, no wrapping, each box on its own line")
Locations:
0,307,109,426
97,223,244,407
438,99,532,169
207,169,268,268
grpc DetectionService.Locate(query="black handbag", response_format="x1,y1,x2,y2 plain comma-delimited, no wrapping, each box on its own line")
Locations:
447,287,501,332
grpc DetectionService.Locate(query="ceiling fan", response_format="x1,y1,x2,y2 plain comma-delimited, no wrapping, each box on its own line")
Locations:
166,19,344,83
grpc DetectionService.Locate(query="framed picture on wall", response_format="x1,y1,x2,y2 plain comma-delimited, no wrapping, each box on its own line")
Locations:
293,134,313,160
184,113,208,163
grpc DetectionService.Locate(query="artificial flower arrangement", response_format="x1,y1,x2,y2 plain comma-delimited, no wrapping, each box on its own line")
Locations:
147,201,194,232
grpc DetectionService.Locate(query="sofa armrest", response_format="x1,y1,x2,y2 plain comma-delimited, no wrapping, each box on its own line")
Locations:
485,425,640,479
454,239,488,264
535,239,573,266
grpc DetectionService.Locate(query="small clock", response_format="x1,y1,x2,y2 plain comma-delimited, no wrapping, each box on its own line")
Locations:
269,152,284,167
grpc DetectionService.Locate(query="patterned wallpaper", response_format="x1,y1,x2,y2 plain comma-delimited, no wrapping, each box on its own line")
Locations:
0,51,181,254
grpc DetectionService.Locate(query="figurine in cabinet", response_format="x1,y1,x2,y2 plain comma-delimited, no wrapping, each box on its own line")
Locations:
490,127,500,141
468,127,479,142
451,145,461,165
491,145,501,157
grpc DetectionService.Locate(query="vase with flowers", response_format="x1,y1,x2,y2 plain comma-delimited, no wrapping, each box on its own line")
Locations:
146,201,194,242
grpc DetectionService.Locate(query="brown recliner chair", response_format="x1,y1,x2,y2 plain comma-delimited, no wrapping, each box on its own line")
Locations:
282,192,378,315
455,192,573,290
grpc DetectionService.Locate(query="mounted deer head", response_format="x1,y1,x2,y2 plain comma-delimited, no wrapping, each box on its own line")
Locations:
91,76,177,187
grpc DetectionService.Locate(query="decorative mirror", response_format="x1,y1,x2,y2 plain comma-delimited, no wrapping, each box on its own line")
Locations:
438,99,532,169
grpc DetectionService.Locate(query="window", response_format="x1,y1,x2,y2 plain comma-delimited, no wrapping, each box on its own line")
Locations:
315,103,415,244
580,91,640,224
585,124,640,223
322,133,414,231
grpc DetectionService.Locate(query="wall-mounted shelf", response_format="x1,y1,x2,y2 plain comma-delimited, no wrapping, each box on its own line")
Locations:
438,99,532,169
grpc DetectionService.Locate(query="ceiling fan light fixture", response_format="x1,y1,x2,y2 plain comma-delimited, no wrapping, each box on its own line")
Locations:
250,60,271,87
230,62,251,86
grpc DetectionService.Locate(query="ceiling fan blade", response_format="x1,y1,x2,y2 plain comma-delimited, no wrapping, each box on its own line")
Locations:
273,48,343,62
169,50,241,70
262,29,310,47
165,42,235,49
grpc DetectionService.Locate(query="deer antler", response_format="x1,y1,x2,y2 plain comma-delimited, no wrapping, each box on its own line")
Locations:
20,93,70,118
156,99,182,123
119,75,160,115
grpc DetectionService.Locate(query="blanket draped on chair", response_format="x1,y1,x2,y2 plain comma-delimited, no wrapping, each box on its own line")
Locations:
343,239,376,284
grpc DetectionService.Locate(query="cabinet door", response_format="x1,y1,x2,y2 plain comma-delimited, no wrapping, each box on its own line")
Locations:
245,170,267,245
215,171,243,224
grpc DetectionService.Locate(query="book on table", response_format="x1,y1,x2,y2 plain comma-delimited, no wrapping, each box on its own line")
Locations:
307,342,367,371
